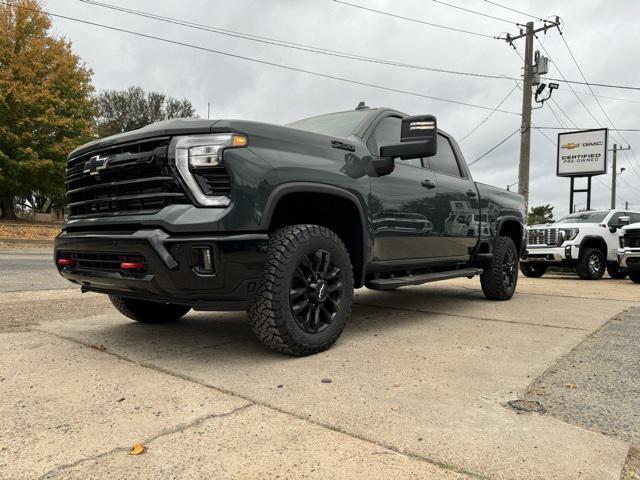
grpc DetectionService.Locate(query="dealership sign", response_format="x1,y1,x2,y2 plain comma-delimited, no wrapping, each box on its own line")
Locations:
556,128,608,177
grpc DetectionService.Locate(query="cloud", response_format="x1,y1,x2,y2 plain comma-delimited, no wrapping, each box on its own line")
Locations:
53,0,640,216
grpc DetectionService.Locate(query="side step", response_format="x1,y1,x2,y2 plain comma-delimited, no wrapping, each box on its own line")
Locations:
366,268,483,290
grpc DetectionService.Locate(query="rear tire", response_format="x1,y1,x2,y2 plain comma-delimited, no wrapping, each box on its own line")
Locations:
481,236,518,301
576,248,606,280
109,295,190,323
607,264,628,279
629,271,640,283
247,224,354,356
520,263,547,278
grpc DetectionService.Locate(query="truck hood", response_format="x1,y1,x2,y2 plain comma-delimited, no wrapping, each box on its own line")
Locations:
69,117,349,159
528,222,603,230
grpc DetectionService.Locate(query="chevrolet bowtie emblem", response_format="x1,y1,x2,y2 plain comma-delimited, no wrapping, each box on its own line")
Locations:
83,155,110,176
561,142,580,150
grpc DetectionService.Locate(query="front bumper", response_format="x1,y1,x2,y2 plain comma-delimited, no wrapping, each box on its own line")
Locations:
618,249,640,271
521,244,580,263
54,229,269,310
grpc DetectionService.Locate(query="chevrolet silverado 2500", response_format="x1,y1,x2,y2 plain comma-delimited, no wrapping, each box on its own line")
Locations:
55,104,526,355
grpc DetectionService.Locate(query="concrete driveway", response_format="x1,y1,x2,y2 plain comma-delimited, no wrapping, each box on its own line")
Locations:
1,250,638,479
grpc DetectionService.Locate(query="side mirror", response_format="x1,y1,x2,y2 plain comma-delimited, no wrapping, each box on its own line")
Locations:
380,115,438,160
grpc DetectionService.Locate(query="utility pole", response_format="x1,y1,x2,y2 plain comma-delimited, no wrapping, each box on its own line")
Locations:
609,144,631,209
626,201,630,210
504,18,561,211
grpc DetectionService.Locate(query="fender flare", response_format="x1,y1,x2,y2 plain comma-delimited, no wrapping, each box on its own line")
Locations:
579,235,608,255
261,182,371,287
496,216,525,253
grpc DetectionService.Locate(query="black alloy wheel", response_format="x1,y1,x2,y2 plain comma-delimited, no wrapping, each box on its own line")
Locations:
289,249,344,334
502,247,518,291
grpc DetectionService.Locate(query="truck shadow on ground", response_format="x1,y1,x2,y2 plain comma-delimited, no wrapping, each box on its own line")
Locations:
82,286,476,362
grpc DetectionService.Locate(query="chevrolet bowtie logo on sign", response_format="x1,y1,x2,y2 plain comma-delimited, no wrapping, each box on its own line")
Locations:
561,142,580,150
83,155,110,176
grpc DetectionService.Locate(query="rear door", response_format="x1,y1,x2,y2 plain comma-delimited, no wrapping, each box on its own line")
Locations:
368,115,440,261
426,133,480,260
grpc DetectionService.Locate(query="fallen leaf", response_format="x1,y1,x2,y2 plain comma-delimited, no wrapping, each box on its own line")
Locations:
91,344,107,352
0,445,7,452
565,384,577,389
128,443,146,456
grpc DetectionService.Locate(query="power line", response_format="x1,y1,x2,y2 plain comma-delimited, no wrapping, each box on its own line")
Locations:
459,84,518,142
78,0,520,83
332,0,499,38
556,25,640,179
483,0,548,23
431,0,518,25
468,128,520,166
528,126,640,132
2,1,523,115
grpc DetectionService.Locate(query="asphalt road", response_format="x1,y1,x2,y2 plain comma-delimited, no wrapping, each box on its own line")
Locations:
0,248,70,292
2,249,640,480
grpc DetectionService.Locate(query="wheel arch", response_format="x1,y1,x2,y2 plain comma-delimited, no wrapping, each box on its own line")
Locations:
261,182,370,287
579,235,608,256
496,216,525,255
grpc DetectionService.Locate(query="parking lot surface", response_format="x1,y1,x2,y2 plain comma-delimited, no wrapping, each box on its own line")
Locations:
1,249,639,479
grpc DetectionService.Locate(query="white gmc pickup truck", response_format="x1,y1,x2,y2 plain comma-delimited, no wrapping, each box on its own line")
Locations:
521,209,640,280
618,223,640,283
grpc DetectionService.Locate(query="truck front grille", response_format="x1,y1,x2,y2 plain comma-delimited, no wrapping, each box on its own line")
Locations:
624,229,640,248
526,228,559,246
66,137,189,218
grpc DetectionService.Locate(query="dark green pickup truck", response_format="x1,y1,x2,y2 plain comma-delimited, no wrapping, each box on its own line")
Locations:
55,103,526,355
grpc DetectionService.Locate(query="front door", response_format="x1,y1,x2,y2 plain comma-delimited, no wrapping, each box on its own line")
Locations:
368,115,441,261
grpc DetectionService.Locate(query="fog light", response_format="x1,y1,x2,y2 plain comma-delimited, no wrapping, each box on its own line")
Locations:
565,246,572,259
192,246,214,274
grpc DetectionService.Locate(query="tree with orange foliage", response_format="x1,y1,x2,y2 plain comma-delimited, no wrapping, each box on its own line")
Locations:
0,0,95,219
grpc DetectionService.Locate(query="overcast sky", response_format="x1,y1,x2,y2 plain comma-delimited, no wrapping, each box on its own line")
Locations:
48,0,640,217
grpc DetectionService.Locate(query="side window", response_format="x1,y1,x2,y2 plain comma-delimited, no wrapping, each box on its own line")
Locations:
370,116,422,168
425,135,462,177
628,213,640,224
371,116,402,156
608,212,626,226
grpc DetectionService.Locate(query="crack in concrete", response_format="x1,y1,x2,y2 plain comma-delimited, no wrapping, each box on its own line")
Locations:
141,337,251,362
354,301,590,331
38,403,253,479
37,329,488,480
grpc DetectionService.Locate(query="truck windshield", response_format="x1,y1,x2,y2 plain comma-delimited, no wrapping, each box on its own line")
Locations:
287,110,369,137
556,212,608,223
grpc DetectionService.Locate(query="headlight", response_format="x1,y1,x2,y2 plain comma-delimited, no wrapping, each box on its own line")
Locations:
557,228,579,245
186,134,247,168
173,133,247,207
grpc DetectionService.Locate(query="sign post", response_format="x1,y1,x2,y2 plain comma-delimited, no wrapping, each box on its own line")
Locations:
557,128,608,213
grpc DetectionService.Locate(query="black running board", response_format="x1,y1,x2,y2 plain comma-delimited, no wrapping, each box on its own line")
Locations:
366,268,483,290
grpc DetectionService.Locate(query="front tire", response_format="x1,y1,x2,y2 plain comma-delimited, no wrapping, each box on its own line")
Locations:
520,262,547,278
576,248,606,280
109,295,191,323
248,224,354,356
607,264,628,279
481,236,518,301
629,271,640,283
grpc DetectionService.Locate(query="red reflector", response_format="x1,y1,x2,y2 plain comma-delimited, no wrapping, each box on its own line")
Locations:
57,258,76,266
120,262,145,270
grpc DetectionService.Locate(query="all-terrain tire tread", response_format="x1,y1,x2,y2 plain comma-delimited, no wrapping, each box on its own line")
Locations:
247,224,353,356
480,235,518,301
108,295,190,323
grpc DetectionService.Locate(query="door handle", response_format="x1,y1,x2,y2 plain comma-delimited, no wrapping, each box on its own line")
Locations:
421,179,436,189
466,189,477,197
